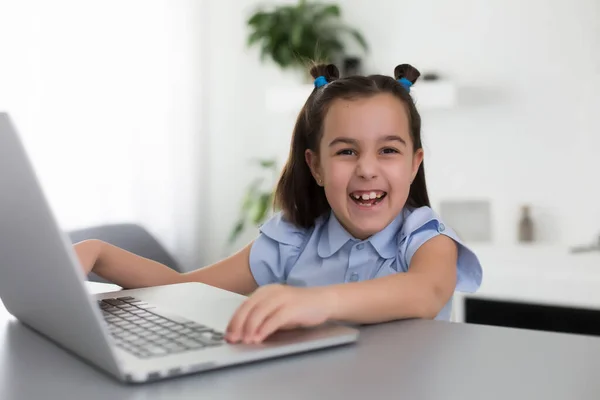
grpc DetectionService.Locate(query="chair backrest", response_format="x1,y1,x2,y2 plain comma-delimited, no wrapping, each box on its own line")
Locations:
68,224,181,283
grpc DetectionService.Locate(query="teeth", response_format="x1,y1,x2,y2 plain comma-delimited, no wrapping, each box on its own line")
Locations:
351,192,385,200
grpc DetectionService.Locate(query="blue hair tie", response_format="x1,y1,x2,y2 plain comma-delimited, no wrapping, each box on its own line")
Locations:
314,76,328,88
398,77,413,92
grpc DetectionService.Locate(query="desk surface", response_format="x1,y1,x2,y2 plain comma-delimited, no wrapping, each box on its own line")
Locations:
1,284,600,400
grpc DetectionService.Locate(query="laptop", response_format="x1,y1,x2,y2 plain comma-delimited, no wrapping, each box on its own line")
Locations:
0,113,359,383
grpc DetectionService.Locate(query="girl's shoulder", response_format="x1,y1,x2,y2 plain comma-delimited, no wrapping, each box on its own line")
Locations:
249,211,319,286
400,206,483,293
257,211,315,248
400,205,457,240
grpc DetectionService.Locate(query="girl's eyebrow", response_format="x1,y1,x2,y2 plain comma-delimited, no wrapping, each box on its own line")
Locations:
328,135,407,147
328,137,357,147
380,135,407,146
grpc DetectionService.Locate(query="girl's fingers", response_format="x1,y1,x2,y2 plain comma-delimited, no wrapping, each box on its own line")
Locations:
241,300,283,343
255,308,292,343
226,297,259,342
226,287,276,342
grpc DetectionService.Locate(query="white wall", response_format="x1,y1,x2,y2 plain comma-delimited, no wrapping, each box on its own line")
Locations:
2,0,598,268
202,0,600,264
202,0,297,262
339,0,600,247
0,0,207,270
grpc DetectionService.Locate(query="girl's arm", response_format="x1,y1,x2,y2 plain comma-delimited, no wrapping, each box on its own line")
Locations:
75,240,258,295
226,234,458,344
327,234,458,323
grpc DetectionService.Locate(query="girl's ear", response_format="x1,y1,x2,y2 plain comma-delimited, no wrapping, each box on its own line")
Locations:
412,148,424,181
305,149,323,186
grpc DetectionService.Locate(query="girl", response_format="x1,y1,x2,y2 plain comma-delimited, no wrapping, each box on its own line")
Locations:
75,63,482,345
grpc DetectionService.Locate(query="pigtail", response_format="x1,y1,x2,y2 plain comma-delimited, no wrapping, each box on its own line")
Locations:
310,63,340,82
393,64,430,208
394,64,421,85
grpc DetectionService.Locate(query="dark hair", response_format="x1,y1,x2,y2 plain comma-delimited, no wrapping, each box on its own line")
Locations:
274,62,431,228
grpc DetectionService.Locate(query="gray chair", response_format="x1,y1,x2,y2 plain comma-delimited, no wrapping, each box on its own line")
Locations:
68,223,181,283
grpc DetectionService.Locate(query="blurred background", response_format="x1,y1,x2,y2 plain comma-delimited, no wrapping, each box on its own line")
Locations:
1,0,599,330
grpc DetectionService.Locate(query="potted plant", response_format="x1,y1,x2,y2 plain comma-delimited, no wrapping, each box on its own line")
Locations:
246,0,368,73
228,158,279,247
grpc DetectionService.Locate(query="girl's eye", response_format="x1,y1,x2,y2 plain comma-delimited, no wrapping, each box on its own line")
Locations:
336,149,356,156
381,147,400,154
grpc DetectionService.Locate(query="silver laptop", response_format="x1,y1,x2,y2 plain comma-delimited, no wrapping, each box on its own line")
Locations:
0,113,359,383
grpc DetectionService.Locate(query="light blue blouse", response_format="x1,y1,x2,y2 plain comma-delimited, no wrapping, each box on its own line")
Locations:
249,206,483,320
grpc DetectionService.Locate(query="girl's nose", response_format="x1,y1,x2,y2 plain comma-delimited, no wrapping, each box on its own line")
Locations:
356,155,378,180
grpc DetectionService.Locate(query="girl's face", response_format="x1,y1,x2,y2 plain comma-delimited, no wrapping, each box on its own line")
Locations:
306,93,423,240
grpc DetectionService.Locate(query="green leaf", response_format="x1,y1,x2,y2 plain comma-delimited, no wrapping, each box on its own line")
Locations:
250,192,273,225
259,159,276,169
228,219,245,245
247,30,264,47
315,4,340,20
242,178,264,212
291,22,303,47
247,11,269,27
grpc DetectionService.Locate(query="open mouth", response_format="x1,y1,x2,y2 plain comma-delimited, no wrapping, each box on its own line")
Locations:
349,190,387,207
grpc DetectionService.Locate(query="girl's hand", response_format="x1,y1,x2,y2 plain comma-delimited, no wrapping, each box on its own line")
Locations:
225,284,337,344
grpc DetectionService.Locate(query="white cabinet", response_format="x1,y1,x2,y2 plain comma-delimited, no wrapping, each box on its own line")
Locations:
452,244,600,323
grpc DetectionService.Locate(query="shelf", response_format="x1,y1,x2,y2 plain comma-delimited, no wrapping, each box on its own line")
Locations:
265,80,457,113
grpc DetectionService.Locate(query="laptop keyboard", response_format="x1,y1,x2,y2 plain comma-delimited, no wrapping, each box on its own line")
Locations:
98,296,225,359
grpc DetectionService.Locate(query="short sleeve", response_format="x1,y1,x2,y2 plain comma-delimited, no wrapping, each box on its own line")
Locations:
249,212,308,286
401,207,483,293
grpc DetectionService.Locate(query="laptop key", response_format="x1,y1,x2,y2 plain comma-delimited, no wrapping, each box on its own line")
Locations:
145,346,169,356
135,303,155,309
103,299,127,307
148,326,163,332
116,296,134,301
162,343,186,353
131,339,150,346
191,331,224,346
187,324,212,332
177,338,205,349
135,311,154,317
164,332,182,340
170,325,186,332
184,321,206,328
